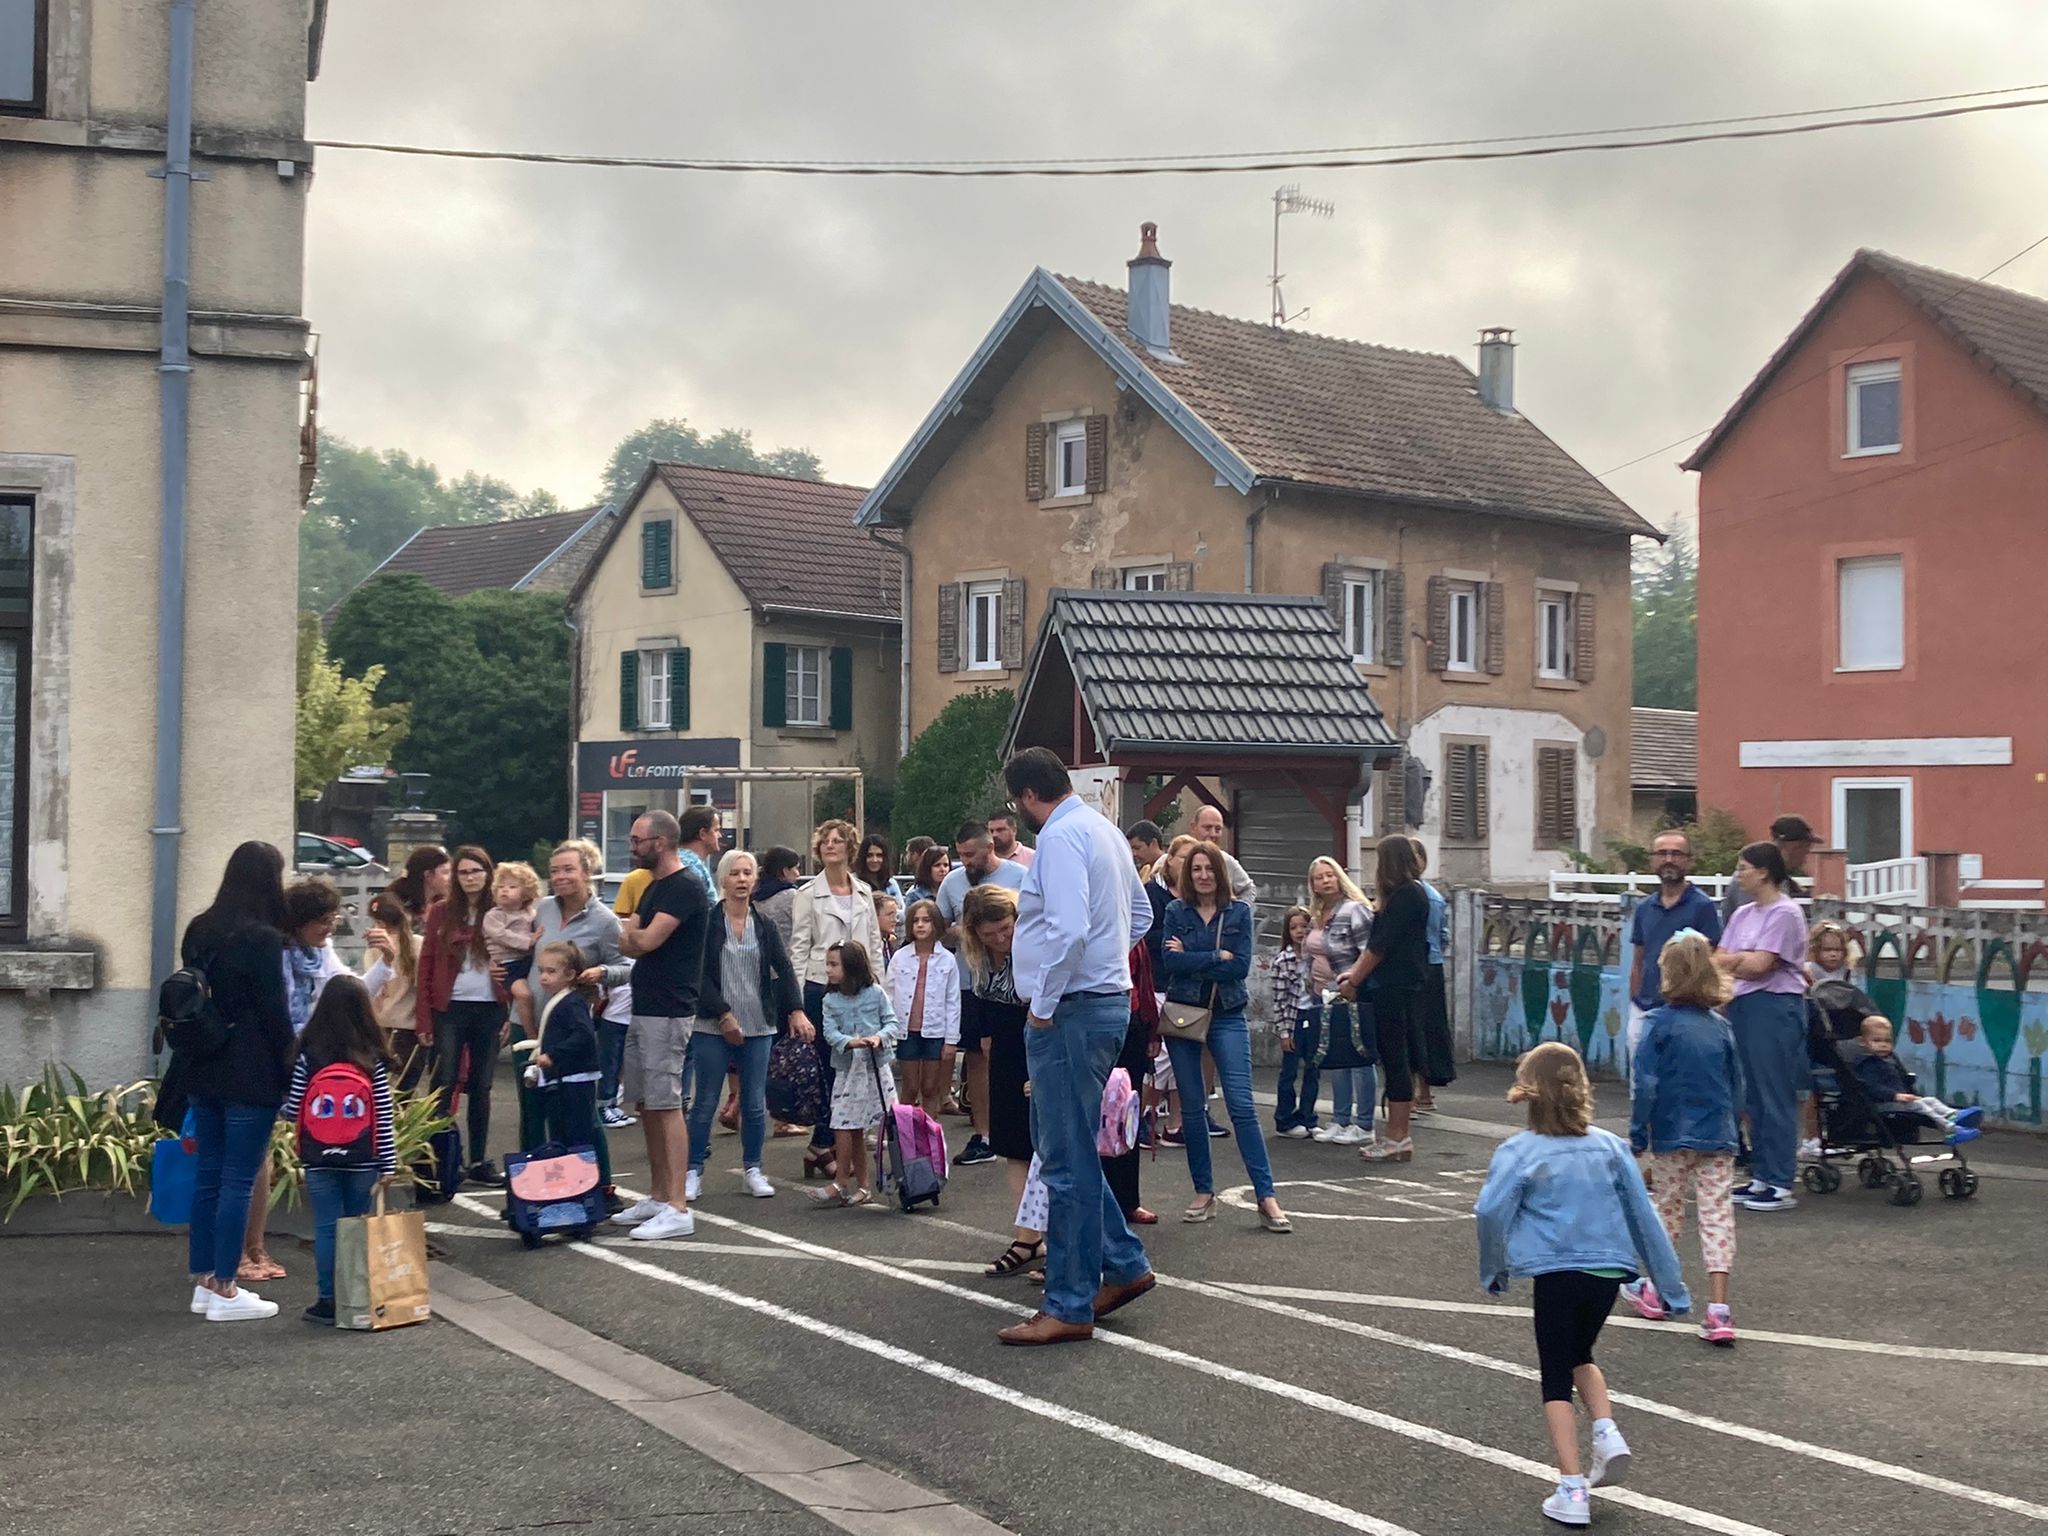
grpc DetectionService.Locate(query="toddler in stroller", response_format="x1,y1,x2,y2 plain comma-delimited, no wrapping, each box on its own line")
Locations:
1803,1012,1983,1205
1851,1017,1984,1141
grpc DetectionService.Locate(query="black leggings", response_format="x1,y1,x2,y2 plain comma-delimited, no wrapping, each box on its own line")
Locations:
1532,1270,1623,1402
433,1000,504,1165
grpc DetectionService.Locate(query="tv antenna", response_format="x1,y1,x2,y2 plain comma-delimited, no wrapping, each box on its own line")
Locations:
1270,183,1335,327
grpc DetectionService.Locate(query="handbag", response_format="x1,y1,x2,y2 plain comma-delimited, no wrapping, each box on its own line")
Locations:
767,1031,825,1125
1161,987,1216,1043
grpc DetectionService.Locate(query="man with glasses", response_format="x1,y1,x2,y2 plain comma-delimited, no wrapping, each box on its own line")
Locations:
1626,831,1723,1058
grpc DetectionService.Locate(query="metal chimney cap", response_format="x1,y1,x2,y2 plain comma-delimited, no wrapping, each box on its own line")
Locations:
1130,221,1170,267
1479,326,1515,345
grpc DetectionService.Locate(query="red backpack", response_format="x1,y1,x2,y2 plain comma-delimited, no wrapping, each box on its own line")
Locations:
297,1061,377,1168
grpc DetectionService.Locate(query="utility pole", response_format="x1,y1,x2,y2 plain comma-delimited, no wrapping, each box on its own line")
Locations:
1269,183,1335,328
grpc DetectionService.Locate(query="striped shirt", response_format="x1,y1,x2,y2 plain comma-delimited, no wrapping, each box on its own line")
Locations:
281,1056,398,1178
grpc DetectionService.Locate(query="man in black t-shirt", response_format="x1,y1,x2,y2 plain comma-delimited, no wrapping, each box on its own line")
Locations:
611,810,721,1241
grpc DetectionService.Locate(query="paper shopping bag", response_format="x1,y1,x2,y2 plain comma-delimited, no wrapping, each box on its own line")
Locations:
335,1188,432,1331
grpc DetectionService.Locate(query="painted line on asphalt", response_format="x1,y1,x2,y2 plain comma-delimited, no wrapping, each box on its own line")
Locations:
423,1221,815,1261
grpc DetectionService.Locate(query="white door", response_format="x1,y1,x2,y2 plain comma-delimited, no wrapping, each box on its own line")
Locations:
1832,777,1912,866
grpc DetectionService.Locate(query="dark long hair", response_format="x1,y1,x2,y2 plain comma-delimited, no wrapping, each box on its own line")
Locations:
436,844,495,966
201,841,287,934
298,975,393,1071
828,940,877,995
1374,833,1421,903
914,844,950,894
856,834,894,888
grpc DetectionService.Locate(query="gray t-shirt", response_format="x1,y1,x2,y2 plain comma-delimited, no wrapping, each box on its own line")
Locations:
701,911,772,1036
936,857,1027,923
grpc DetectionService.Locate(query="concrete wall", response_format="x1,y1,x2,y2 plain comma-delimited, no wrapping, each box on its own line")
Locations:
1696,266,2048,878
0,1,315,1087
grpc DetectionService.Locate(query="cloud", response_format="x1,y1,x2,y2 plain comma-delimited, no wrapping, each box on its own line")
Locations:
304,0,2048,525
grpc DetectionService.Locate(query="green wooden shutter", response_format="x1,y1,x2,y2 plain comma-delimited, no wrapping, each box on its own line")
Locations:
761,641,787,728
669,647,690,732
828,646,853,731
641,520,672,589
619,650,639,731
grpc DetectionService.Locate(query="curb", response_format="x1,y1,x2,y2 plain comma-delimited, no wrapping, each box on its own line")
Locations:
429,1260,1008,1535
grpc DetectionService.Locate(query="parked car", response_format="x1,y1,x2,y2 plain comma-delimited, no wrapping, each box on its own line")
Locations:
297,832,374,870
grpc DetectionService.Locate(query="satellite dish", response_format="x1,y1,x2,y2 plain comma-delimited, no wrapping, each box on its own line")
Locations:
1583,727,1607,761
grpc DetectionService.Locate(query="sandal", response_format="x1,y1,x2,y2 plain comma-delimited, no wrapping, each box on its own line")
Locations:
237,1257,285,1283
985,1238,1046,1277
1182,1197,1217,1223
846,1188,873,1208
809,1185,850,1208
1027,1270,1045,1287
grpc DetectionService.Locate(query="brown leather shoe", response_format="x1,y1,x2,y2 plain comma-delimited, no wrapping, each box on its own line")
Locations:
1093,1270,1157,1321
997,1310,1094,1346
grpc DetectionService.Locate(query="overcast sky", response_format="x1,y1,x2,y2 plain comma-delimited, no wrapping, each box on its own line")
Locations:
304,2,2048,533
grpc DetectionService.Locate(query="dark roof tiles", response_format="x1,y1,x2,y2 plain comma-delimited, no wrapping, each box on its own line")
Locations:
370,505,607,601
1631,707,1697,790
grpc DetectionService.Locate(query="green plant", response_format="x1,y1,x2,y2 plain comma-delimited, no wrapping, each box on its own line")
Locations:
1677,807,1748,877
892,688,1014,844
0,1068,160,1217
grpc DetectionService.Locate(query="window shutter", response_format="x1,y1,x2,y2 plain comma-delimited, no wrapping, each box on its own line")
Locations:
828,645,854,731
1443,744,1472,841
1084,414,1109,494
1573,592,1596,683
666,648,690,732
1472,742,1490,842
936,582,961,674
1537,746,1577,848
1090,566,1118,589
1321,562,1344,624
761,641,787,728
1484,581,1506,675
1378,752,1406,836
1381,568,1406,668
999,576,1026,668
641,520,672,589
1425,576,1449,671
1166,560,1194,591
1024,423,1046,501
619,650,639,731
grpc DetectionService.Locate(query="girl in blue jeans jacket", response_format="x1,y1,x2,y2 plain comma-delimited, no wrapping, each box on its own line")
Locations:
1475,1042,1688,1528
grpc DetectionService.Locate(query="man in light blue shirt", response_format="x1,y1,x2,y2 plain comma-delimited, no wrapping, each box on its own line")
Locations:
997,748,1154,1347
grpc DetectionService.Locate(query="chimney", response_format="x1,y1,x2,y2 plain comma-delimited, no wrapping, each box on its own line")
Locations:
1476,327,1516,413
1126,221,1173,359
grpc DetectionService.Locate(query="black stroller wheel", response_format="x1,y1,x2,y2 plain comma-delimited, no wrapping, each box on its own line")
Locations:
1889,1173,1923,1207
1802,1162,1841,1194
1939,1168,1980,1200
1857,1158,1885,1189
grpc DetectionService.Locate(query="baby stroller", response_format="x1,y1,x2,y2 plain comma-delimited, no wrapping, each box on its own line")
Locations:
1803,1011,1979,1207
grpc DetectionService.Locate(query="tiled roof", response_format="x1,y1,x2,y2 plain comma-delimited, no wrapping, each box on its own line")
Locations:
368,505,609,600
1055,277,1655,537
653,463,897,621
1631,707,1697,790
1685,249,2048,469
1009,589,1398,757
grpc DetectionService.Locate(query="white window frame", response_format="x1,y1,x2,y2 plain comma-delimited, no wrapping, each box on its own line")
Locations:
1831,776,1914,867
1845,359,1903,457
965,580,1004,672
1342,573,1378,664
1536,589,1574,680
1447,580,1479,673
785,643,825,727
1051,420,1089,497
639,647,670,730
1122,565,1168,592
1837,554,1904,672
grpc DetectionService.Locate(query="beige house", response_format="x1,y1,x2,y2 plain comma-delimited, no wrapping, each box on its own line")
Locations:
567,463,900,867
0,1,323,1084
858,224,1658,886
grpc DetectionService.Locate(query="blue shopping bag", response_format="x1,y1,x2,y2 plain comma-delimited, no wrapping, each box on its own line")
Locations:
150,1113,197,1225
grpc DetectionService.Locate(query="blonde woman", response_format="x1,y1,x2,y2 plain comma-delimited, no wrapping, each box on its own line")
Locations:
1305,856,1375,1146
788,819,883,1177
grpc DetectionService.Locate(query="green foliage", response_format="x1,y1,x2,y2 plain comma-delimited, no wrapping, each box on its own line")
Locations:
295,612,409,801
327,575,570,858
1677,806,1748,876
1632,528,1697,710
815,758,896,833
598,416,824,506
0,1069,158,1217
891,689,1014,845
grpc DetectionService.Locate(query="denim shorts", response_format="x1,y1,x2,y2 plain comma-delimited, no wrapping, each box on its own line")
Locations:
898,1033,948,1062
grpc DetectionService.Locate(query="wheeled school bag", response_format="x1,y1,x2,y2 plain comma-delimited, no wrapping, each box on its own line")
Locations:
502,1141,606,1248
870,1052,946,1212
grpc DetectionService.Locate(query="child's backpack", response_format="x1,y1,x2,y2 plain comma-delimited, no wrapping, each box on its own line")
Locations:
1097,1066,1140,1157
297,1061,377,1168
871,1054,946,1212
503,1143,605,1248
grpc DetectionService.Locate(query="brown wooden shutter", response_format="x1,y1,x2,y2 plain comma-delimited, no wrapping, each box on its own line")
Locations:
936,582,961,674
1443,744,1472,841
1472,742,1490,842
1023,423,1046,501
999,576,1026,668
1084,414,1109,494
1166,561,1195,591
1573,592,1596,682
1378,752,1406,836
1380,568,1406,668
1090,566,1118,589
1425,576,1449,671
1537,746,1576,848
1484,580,1506,675
1322,562,1345,624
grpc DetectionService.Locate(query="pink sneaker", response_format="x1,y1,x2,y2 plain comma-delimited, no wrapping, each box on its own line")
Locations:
1621,1278,1666,1320
1700,1303,1735,1346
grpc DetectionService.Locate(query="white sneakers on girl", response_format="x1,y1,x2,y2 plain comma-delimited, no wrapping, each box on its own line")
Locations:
743,1167,775,1198
1543,1479,1591,1526
205,1287,279,1322
1588,1421,1631,1486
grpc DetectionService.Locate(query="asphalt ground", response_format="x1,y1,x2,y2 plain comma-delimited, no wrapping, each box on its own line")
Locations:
418,1059,2048,1536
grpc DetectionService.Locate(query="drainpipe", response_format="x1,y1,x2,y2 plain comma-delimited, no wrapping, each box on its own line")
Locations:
149,0,197,1005
563,607,581,840
1242,487,1275,593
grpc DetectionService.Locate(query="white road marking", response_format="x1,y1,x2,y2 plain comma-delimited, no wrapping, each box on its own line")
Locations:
425,1221,816,1260
1218,1175,1474,1221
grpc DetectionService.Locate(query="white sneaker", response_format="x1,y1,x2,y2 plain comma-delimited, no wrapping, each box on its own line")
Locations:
743,1167,775,1198
685,1168,702,1202
1310,1124,1342,1143
1588,1424,1631,1487
1335,1125,1370,1146
1542,1480,1591,1527
630,1205,695,1241
1279,1125,1312,1139
1798,1137,1822,1162
610,1197,663,1227
205,1287,279,1322
190,1284,211,1315
600,1104,636,1129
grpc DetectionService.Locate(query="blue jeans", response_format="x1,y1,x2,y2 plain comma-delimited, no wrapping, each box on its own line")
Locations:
1164,1015,1276,1201
306,1167,378,1301
1728,990,1806,1191
1025,991,1151,1326
186,1096,276,1285
598,1014,629,1104
687,1031,773,1171
1274,1003,1322,1130
1328,1067,1376,1130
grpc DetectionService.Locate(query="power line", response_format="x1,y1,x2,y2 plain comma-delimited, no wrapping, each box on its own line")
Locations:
311,92,2048,179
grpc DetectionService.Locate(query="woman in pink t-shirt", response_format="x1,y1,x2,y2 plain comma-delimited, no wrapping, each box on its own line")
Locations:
1713,841,1809,1213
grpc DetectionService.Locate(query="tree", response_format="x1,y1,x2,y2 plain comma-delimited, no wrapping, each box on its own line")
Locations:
1632,528,1697,710
598,417,824,506
294,613,409,802
327,575,569,857
891,689,1014,845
